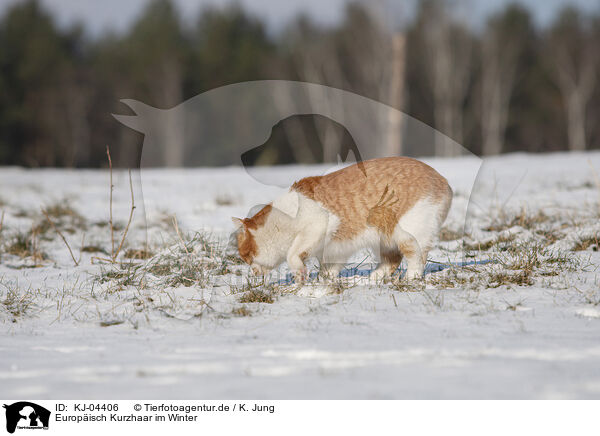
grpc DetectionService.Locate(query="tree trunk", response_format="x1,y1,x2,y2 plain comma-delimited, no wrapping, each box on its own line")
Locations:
385,33,406,158
565,90,587,151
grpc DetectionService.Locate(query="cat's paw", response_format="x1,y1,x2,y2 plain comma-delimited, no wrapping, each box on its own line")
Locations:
292,268,309,283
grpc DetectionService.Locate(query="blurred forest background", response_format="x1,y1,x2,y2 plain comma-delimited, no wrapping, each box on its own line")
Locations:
0,0,599,167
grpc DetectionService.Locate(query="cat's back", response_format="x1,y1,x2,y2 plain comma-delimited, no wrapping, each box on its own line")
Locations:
293,157,449,204
291,157,451,239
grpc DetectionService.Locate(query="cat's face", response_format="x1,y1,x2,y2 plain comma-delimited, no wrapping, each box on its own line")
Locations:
232,205,282,275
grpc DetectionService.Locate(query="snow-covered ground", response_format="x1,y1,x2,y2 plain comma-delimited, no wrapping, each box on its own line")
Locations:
1,152,600,399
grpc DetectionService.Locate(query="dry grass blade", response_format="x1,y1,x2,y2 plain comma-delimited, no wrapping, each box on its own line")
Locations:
78,233,86,264
106,145,115,258
30,224,41,266
41,208,79,266
113,169,135,261
91,255,116,264
172,214,190,254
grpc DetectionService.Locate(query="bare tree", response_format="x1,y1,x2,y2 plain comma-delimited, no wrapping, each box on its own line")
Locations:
154,60,184,166
123,0,185,167
64,70,92,166
421,0,472,156
385,33,407,157
480,6,530,155
549,8,598,152
286,3,405,161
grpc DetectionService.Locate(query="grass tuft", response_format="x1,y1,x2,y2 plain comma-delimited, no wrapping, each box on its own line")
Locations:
485,208,548,232
487,270,534,288
1,281,35,320
81,245,107,254
239,290,274,304
464,233,516,251
35,201,86,235
4,230,46,262
573,235,599,252
231,306,252,316
214,193,237,206
124,248,154,260
329,279,349,294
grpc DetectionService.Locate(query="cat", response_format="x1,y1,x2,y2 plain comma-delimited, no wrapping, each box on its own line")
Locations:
232,157,452,281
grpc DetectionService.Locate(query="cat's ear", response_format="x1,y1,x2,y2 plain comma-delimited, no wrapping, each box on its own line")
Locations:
231,217,244,229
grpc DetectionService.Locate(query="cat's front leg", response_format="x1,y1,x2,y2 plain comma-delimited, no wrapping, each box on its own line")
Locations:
287,230,324,282
287,244,309,283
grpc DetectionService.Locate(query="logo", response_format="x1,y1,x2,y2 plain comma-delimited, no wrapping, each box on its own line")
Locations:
3,402,50,434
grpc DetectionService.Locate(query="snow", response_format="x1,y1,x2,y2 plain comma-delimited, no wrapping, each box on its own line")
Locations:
1,151,600,399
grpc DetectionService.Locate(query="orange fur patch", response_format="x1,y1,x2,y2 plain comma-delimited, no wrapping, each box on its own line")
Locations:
291,176,321,199
381,250,403,267
367,185,399,236
243,204,272,230
236,204,273,264
398,240,416,258
291,157,450,241
237,229,257,264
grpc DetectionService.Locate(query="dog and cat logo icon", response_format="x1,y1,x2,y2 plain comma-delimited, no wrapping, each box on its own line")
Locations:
3,402,50,433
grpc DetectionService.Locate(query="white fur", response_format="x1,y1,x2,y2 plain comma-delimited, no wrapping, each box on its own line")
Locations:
272,190,300,219
250,191,450,280
251,191,330,271
392,197,447,279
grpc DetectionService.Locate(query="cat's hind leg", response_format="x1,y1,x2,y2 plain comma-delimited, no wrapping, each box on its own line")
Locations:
371,247,403,282
395,231,425,280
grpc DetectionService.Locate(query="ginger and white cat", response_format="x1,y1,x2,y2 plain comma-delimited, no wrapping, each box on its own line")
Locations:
232,157,452,280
